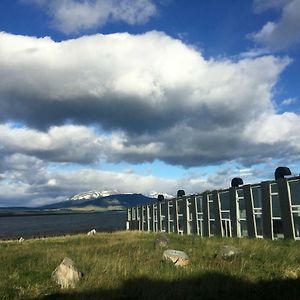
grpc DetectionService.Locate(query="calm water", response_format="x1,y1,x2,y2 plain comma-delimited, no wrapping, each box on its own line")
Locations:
0,211,127,240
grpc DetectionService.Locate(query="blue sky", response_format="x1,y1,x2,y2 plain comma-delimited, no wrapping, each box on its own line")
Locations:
0,0,300,206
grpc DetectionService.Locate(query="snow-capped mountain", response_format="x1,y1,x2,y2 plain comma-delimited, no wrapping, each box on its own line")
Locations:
148,191,174,199
38,190,174,212
70,190,174,202
40,193,156,210
69,190,119,201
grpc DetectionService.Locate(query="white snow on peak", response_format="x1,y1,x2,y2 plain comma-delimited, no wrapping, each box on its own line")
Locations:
99,190,119,197
69,190,119,201
148,191,174,199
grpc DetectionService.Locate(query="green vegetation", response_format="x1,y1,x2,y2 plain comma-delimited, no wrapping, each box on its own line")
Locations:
1,232,300,299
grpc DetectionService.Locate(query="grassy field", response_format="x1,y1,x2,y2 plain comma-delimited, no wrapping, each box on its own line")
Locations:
1,231,300,300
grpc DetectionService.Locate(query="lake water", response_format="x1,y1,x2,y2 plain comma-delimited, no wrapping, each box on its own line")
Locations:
0,211,127,240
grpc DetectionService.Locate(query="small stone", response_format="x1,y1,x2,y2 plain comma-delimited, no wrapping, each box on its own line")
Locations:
87,229,96,236
52,257,83,289
215,245,242,259
282,267,300,279
154,233,169,249
18,237,24,243
162,249,189,267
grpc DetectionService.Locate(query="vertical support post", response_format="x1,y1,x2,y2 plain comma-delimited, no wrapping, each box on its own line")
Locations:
135,207,139,230
127,208,131,221
126,208,131,230
261,181,273,239
130,207,134,230
172,198,179,234
169,201,174,233
157,202,162,232
277,179,295,240
202,192,210,237
133,207,137,230
162,201,170,233
149,205,154,232
212,190,223,237
190,195,199,234
154,204,158,232
182,197,189,234
138,207,141,231
130,207,136,230
243,185,257,238
144,205,149,232
167,201,171,233
229,187,239,237
127,208,130,229
141,206,145,231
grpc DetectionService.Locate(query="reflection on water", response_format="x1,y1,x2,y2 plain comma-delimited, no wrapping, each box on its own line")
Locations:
0,211,127,240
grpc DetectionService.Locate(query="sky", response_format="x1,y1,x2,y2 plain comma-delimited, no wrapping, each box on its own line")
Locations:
0,0,300,207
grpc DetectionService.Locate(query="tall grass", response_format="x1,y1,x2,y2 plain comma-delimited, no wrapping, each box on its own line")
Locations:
0,231,300,299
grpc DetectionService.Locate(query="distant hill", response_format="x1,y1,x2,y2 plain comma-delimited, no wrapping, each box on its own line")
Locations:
39,193,156,211
0,191,165,215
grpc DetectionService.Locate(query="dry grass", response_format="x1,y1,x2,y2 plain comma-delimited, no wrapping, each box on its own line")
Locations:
1,231,300,299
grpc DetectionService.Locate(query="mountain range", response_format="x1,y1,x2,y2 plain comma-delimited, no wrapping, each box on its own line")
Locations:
0,191,174,214
39,191,159,212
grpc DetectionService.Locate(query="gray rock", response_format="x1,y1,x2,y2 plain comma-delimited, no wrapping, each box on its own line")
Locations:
215,245,242,259
52,257,83,289
154,233,169,249
162,249,189,267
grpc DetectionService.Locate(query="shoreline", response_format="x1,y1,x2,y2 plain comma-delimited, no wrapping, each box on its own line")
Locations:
0,227,127,242
0,209,126,218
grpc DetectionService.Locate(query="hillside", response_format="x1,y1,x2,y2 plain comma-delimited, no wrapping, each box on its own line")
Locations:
1,232,300,300
39,193,156,210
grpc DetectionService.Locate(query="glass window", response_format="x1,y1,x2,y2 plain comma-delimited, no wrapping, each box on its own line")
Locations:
219,192,230,210
196,196,203,212
240,220,248,237
289,180,300,206
209,201,214,219
255,215,263,236
271,194,281,218
271,183,278,194
292,215,300,238
252,187,262,208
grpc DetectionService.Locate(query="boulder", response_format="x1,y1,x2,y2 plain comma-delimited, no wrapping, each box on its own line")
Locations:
52,257,83,289
87,229,96,236
215,245,242,259
162,249,189,267
18,237,24,243
154,233,169,249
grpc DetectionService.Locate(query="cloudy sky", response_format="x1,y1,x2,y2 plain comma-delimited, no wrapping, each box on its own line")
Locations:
0,0,300,207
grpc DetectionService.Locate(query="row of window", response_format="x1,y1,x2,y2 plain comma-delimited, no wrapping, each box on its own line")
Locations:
127,177,300,240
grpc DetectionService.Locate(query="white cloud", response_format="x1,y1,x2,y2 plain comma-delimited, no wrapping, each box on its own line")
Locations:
239,48,272,59
21,0,157,34
0,31,298,168
0,30,300,206
0,31,288,129
0,124,104,163
251,0,300,50
282,97,297,105
245,112,300,149
253,0,291,13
